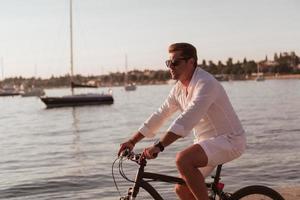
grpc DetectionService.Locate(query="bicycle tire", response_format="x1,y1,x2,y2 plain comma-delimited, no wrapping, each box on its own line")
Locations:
230,185,285,200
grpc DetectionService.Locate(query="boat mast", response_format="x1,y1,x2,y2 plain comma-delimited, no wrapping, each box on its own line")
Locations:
1,57,3,81
70,0,74,94
124,54,128,86
257,63,260,76
34,64,37,77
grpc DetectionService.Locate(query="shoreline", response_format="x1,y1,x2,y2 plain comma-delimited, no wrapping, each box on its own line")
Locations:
264,74,300,80
2,74,299,90
226,73,300,81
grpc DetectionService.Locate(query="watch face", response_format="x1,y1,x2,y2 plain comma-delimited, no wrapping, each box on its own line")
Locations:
154,140,164,152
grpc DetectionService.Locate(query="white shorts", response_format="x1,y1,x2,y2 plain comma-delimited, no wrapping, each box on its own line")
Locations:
196,134,246,177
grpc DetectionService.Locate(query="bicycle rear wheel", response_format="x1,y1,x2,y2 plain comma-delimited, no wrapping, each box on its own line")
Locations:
230,185,285,200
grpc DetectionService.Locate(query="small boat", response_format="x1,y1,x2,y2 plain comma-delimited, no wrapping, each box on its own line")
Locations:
124,54,137,91
125,83,137,91
21,87,45,97
0,85,20,96
255,63,265,82
255,75,265,81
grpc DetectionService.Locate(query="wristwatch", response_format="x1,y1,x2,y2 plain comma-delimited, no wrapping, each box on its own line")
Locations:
154,140,164,152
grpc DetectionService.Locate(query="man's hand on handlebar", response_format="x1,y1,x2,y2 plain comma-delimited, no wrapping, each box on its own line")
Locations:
118,139,135,157
143,145,161,159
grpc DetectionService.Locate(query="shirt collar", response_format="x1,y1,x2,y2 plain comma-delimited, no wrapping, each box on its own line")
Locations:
178,67,199,96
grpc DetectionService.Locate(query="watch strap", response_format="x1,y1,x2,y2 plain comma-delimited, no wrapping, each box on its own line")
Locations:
154,141,164,152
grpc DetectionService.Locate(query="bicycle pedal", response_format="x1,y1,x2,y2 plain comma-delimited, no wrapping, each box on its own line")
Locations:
220,192,232,200
224,192,232,197
127,187,133,195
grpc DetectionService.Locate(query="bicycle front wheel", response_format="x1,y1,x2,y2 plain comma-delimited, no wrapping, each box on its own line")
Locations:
230,185,285,200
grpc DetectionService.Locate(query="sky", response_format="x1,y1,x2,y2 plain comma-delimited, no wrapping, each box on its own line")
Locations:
0,0,299,78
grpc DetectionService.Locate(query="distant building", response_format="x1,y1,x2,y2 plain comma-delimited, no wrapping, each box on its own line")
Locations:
257,60,279,72
257,51,299,73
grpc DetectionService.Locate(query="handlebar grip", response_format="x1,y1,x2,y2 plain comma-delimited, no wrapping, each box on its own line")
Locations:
121,148,131,157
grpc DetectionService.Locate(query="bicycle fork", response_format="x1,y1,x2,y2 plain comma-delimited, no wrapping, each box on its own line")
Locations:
119,181,141,199
120,160,146,200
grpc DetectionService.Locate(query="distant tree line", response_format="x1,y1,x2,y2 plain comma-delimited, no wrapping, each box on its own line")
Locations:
200,52,300,77
0,70,171,88
1,52,299,88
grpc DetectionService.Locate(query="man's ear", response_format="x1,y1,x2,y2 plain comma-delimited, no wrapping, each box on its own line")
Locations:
189,58,195,66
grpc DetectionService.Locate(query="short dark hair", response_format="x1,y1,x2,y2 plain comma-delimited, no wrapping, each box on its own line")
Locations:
168,43,198,67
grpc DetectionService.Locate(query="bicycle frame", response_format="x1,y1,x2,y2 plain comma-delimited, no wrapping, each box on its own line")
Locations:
124,154,228,200
130,157,183,199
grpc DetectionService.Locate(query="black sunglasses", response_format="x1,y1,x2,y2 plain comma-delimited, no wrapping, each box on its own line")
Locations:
165,57,190,68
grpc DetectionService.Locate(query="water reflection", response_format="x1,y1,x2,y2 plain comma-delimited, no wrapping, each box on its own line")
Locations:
71,107,85,175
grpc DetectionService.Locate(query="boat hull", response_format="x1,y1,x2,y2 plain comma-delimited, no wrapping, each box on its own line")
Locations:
0,92,20,97
40,94,114,108
124,84,136,91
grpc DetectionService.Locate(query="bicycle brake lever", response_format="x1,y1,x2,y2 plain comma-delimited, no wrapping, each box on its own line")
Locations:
120,148,131,157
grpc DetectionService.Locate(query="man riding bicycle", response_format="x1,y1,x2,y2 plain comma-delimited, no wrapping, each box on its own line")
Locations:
118,43,246,200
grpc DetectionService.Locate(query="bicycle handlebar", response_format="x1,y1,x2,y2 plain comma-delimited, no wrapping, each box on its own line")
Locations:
120,148,143,162
120,148,159,165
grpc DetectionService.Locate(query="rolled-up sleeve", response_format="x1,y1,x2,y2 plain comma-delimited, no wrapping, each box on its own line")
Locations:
138,87,179,138
167,80,218,137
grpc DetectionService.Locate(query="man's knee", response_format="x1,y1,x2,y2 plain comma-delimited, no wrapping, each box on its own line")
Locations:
175,151,187,169
176,145,208,170
174,184,187,195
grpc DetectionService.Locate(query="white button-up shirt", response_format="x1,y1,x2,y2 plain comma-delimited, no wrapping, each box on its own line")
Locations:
138,67,245,142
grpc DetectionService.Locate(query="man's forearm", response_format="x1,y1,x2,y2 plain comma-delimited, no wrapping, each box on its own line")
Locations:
130,132,145,145
160,132,182,148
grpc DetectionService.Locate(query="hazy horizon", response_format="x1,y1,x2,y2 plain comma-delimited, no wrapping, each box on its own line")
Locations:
0,0,299,79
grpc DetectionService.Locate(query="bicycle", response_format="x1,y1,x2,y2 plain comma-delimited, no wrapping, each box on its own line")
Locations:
112,149,285,200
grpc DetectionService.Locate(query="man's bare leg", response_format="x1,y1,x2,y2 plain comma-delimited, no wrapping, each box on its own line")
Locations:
175,184,196,200
176,144,209,200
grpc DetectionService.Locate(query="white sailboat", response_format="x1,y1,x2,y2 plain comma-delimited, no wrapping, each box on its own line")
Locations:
1,57,3,81
21,65,45,97
0,85,20,96
40,0,113,108
255,63,265,81
0,58,20,96
21,87,45,97
124,54,137,91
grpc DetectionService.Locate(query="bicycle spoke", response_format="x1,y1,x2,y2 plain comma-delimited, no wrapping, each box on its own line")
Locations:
138,189,158,199
235,194,276,199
